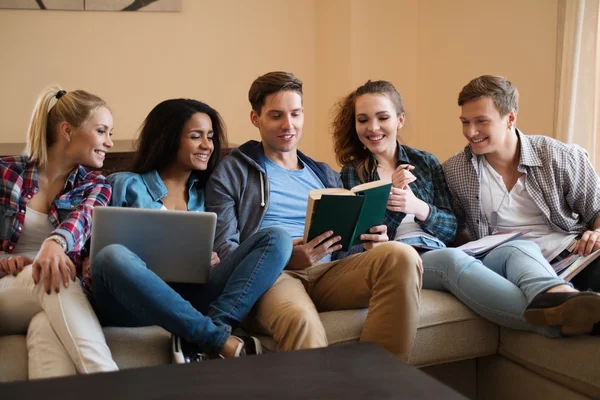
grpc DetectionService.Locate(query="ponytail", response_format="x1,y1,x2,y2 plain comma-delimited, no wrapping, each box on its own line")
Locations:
25,86,109,167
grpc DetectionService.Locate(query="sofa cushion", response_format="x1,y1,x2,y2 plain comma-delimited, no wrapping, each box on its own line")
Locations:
257,290,499,366
104,326,171,369
0,335,27,382
410,290,498,366
499,328,600,399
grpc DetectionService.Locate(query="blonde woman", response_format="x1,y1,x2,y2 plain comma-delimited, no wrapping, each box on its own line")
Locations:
0,86,118,378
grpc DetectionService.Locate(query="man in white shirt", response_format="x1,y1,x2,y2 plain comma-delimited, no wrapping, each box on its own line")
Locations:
443,75,600,334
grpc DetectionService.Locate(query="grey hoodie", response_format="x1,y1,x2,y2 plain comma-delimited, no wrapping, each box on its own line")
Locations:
205,140,354,260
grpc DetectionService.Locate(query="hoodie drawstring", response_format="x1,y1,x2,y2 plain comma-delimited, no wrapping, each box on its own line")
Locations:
259,173,265,207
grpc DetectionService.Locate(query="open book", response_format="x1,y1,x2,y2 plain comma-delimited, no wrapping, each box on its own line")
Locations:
303,180,392,251
552,248,600,281
456,230,532,258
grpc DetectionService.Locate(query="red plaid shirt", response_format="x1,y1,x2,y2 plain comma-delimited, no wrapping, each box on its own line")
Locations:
0,156,111,273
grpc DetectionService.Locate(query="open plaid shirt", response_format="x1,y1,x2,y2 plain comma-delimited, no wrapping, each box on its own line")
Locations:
340,143,457,244
0,156,111,273
443,130,600,240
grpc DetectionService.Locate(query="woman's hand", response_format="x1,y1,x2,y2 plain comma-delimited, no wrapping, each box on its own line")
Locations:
32,239,76,294
210,252,220,267
0,255,34,276
391,164,416,189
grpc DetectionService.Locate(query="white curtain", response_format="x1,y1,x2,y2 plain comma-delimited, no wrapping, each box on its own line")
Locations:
555,0,600,172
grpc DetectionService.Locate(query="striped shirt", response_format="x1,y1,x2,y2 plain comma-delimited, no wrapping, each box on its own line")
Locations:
341,143,457,244
442,130,600,240
0,156,111,272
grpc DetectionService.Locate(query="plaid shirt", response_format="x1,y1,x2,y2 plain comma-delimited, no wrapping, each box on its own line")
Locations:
443,130,600,240
0,156,111,272
340,143,457,244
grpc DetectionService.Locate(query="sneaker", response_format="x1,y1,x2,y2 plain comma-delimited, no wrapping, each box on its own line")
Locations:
171,335,209,364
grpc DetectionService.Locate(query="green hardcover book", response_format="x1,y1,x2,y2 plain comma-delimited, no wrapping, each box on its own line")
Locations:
303,181,392,251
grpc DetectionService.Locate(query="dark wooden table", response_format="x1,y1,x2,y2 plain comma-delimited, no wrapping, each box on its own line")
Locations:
0,343,465,399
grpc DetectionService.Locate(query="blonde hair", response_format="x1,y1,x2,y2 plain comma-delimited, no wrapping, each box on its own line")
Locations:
25,85,109,167
332,80,404,183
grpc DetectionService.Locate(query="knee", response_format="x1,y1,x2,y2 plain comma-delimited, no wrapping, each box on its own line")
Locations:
422,248,472,273
499,240,542,256
92,244,137,280
265,227,293,251
371,242,423,282
28,312,52,337
257,227,294,263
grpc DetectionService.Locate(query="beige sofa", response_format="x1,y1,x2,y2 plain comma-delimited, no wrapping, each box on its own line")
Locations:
1,289,598,399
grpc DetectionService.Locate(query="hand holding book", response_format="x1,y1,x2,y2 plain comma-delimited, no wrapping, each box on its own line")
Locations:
360,224,389,251
303,180,392,251
287,232,342,271
573,229,600,257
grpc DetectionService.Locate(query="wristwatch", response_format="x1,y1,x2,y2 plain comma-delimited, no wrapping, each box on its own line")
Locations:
45,235,67,252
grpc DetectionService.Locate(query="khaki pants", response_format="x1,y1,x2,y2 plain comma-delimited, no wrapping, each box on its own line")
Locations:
250,242,423,361
0,265,118,379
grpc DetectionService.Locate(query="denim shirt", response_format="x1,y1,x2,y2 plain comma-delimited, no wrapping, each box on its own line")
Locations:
107,170,205,211
0,155,111,270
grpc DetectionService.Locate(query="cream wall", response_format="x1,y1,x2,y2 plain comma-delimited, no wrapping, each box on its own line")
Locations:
313,0,558,166
0,0,317,152
0,0,558,166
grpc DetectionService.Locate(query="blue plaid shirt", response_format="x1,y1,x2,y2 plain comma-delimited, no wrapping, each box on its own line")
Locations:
340,143,457,244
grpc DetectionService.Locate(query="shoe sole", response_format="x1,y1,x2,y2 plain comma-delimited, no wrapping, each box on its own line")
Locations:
524,295,600,333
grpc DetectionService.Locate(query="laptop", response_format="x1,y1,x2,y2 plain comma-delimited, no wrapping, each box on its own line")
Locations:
90,206,217,284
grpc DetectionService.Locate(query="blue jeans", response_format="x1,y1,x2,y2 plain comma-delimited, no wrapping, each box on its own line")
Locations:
91,227,292,355
421,240,566,338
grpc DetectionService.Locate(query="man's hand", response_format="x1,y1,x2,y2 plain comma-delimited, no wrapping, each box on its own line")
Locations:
210,252,220,267
286,231,342,271
32,239,76,294
0,255,34,276
391,164,416,189
574,230,600,256
361,224,389,251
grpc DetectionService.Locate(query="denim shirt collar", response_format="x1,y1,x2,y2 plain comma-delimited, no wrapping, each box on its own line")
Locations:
140,169,204,210
141,170,168,202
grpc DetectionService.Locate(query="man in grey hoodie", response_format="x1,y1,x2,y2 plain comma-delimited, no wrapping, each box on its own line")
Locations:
205,71,423,361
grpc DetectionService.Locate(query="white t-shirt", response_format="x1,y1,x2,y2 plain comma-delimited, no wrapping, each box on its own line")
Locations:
12,206,54,260
393,214,442,244
480,158,575,261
